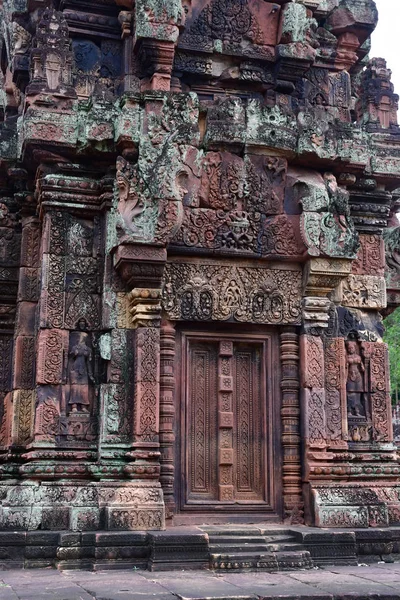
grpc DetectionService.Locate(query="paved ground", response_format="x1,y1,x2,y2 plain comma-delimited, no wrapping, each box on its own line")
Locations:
2,563,400,600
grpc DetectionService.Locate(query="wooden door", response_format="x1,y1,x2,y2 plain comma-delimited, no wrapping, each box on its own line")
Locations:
178,331,280,518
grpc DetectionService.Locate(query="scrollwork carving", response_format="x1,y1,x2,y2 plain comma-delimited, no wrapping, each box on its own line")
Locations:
162,263,302,324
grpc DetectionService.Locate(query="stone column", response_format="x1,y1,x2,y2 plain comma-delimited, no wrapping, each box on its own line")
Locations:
159,320,176,519
280,327,303,524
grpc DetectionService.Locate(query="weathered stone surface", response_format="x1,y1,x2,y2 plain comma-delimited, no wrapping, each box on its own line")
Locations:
0,0,399,540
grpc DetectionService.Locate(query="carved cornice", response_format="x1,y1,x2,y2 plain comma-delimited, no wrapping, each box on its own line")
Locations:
303,257,352,297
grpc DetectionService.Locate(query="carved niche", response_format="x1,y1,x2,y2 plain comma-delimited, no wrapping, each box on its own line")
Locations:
162,262,302,324
345,337,392,444
27,9,76,97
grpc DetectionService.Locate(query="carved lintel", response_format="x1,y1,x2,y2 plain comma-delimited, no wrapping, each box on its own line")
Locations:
162,262,302,325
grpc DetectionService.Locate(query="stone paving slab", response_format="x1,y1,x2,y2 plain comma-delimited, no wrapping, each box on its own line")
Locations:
2,564,400,599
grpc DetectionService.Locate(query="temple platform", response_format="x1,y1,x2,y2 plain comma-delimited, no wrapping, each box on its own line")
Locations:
1,524,400,572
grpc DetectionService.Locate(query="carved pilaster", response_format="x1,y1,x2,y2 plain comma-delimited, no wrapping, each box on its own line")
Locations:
128,288,162,480
324,337,348,449
159,320,176,518
300,334,326,452
280,328,303,525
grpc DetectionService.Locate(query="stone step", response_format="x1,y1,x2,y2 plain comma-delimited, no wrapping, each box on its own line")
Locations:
275,550,313,570
265,542,305,552
263,534,296,544
209,543,271,553
208,535,267,545
202,527,264,536
210,551,278,571
210,549,313,571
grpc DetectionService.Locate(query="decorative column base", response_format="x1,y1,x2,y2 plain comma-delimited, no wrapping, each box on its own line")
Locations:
0,480,165,531
307,482,400,528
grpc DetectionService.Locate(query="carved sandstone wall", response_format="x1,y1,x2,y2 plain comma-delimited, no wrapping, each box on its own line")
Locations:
0,0,400,531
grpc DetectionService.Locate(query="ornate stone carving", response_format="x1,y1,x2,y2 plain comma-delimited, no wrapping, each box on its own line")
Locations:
134,327,160,444
368,343,392,442
27,9,76,97
352,234,385,276
340,275,387,309
298,173,358,259
12,390,35,445
159,321,176,518
300,335,326,449
36,329,68,385
162,263,302,324
356,58,399,130
100,384,131,445
346,339,367,418
179,0,280,59
129,289,162,328
324,338,347,447
303,257,352,297
35,398,60,441
67,324,95,415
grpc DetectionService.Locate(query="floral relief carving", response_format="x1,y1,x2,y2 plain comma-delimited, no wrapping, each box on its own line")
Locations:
162,263,302,324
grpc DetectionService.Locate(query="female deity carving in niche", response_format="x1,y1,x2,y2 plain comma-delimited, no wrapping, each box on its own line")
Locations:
345,340,366,417
68,318,94,414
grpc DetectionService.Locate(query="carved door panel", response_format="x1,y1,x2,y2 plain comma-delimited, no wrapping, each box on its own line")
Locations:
179,331,279,516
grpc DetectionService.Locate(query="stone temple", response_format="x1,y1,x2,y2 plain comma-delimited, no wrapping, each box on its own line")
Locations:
1,0,400,570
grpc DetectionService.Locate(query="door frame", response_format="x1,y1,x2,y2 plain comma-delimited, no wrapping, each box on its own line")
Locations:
173,324,282,525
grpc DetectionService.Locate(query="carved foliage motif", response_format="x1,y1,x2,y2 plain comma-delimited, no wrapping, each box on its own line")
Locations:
42,212,102,330
298,174,358,259
21,220,40,268
64,257,101,329
102,384,131,443
368,343,392,442
171,210,304,257
170,155,301,258
14,336,35,389
341,275,387,309
301,336,324,389
162,263,302,324
13,390,35,445
301,335,326,447
179,0,280,59
0,336,13,392
135,328,160,442
37,329,67,385
352,234,385,276
198,152,245,211
36,398,60,440
324,338,347,444
307,389,326,446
